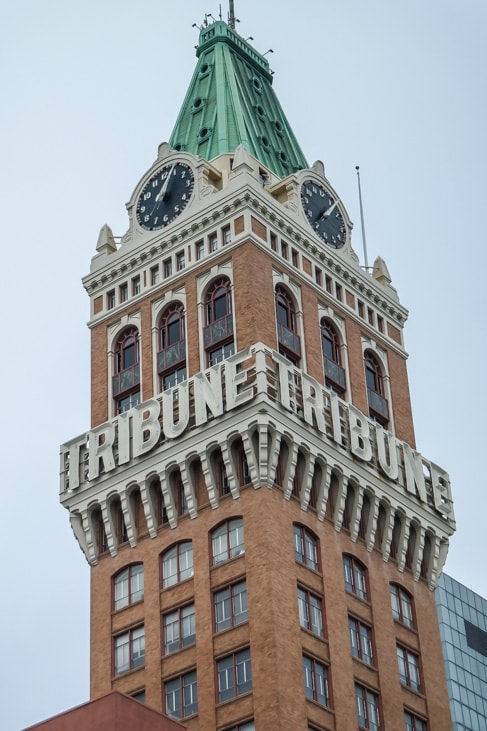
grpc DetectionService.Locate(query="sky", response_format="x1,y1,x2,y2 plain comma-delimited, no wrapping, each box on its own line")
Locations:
1,1,486,729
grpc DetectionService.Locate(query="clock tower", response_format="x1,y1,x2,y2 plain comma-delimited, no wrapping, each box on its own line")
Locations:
60,12,455,731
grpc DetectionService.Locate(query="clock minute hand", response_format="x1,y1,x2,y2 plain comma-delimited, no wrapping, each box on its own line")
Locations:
155,164,175,202
318,200,338,222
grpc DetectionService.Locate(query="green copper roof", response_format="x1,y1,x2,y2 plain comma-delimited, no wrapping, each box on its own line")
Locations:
169,21,308,178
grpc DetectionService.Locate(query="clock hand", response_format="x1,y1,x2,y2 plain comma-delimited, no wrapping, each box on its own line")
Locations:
155,164,175,202
318,200,338,222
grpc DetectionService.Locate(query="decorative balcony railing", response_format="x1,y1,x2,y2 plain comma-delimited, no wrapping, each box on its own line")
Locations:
157,341,186,374
367,387,389,422
203,314,233,347
113,364,140,396
323,356,346,392
277,322,301,358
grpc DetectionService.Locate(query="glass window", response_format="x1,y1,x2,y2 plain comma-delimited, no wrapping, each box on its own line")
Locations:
297,587,324,637
349,616,374,665
397,645,421,692
107,290,115,309
204,277,234,366
343,554,368,600
214,580,248,632
165,670,198,719
114,625,145,675
195,239,204,260
119,282,128,302
404,711,427,731
217,648,252,702
113,327,140,415
293,524,319,571
176,251,185,270
150,266,160,285
211,518,244,565
355,683,380,730
275,285,300,365
158,302,186,391
132,276,141,296
162,542,193,588
114,564,144,610
390,584,414,628
164,259,173,278
302,655,330,707
222,225,231,245
364,350,389,426
163,603,196,654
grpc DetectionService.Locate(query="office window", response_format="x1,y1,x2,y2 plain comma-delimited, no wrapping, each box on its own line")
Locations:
222,225,231,245
275,284,301,365
292,248,299,266
390,584,414,628
293,524,319,571
281,241,288,259
113,327,140,414
270,232,277,251
211,518,244,565
302,655,330,707
377,315,384,333
227,724,254,731
325,275,332,293
113,563,144,611
164,258,173,278
214,580,248,632
195,239,205,260
165,670,198,719
150,266,160,285
349,616,374,665
158,302,186,391
321,318,346,394
107,290,115,309
162,542,193,588
358,300,365,318
119,282,128,302
404,711,427,731
132,276,141,296
209,232,218,252
364,350,389,426
217,648,252,702
315,267,322,286
297,587,324,637
343,555,368,600
368,308,374,325
114,625,145,675
397,645,421,692
335,283,342,301
176,251,185,271
355,683,380,730
204,277,234,366
163,603,196,654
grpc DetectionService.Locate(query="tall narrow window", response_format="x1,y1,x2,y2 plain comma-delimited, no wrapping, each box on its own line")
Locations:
404,711,427,731
297,587,324,637
113,327,140,414
214,580,248,632
217,648,252,702
364,350,389,425
349,616,374,665
293,524,319,571
303,656,330,707
355,683,380,730
158,302,186,390
162,542,193,588
321,318,346,394
165,670,198,719
211,518,244,564
113,564,144,610
390,584,414,628
114,626,145,675
397,645,421,692
204,277,234,366
163,603,196,653
275,285,301,365
343,555,368,600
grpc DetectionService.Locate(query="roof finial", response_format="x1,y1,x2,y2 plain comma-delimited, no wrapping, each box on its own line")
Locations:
229,0,236,29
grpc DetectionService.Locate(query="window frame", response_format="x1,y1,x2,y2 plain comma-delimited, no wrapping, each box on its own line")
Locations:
396,644,421,693
404,710,427,731
158,302,186,391
275,284,301,364
355,682,380,730
302,655,330,708
163,602,196,654
343,554,368,601
297,586,324,638
113,625,145,676
293,524,319,572
364,349,389,426
348,615,374,666
113,326,141,415
214,579,248,632
211,518,245,565
203,277,234,366
113,563,144,611
216,648,252,703
161,541,194,589
165,669,198,719
320,317,346,394
390,584,415,628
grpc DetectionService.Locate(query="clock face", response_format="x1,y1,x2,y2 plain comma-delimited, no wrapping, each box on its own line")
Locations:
136,162,195,231
300,179,347,248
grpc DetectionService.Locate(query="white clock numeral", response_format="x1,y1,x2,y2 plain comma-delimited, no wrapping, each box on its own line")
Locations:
153,217,158,225
143,192,152,201
182,193,187,201
152,179,159,188
186,179,192,187
181,171,186,178
139,206,146,213
174,205,180,213
319,189,326,198
163,215,169,222
144,215,149,222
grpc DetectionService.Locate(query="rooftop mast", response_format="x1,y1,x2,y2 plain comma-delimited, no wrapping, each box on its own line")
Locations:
229,0,236,29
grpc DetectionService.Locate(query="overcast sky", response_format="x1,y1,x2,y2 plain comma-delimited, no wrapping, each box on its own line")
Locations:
1,1,486,729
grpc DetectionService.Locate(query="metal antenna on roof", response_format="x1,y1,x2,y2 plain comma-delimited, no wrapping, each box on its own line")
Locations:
356,166,370,270
229,0,236,29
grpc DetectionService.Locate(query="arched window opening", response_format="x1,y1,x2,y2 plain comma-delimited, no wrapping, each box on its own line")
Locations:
343,554,368,601
113,327,140,414
359,493,371,540
406,524,417,569
421,534,432,580
375,504,387,552
364,350,389,426
390,514,402,559
211,518,244,564
162,542,193,588
111,498,128,546
158,303,187,390
275,285,301,365
343,483,355,530
92,507,108,555
204,277,234,365
321,318,346,394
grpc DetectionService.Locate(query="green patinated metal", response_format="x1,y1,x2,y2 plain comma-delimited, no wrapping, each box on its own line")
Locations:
169,21,308,178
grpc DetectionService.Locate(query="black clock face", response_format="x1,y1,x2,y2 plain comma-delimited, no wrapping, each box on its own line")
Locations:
136,162,195,231
301,180,346,248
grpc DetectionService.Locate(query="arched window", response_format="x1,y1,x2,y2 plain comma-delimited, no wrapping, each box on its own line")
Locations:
293,524,319,571
113,564,144,611
211,518,244,565
113,327,140,414
203,277,234,365
343,554,368,601
390,583,415,628
275,285,301,365
364,350,389,426
162,541,193,588
321,318,346,394
158,302,186,390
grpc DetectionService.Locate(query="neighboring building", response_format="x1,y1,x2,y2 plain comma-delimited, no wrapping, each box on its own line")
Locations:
22,692,186,731
436,574,487,731
59,10,456,731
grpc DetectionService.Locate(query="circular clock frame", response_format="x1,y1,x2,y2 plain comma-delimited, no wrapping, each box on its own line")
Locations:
300,179,347,249
136,162,195,231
